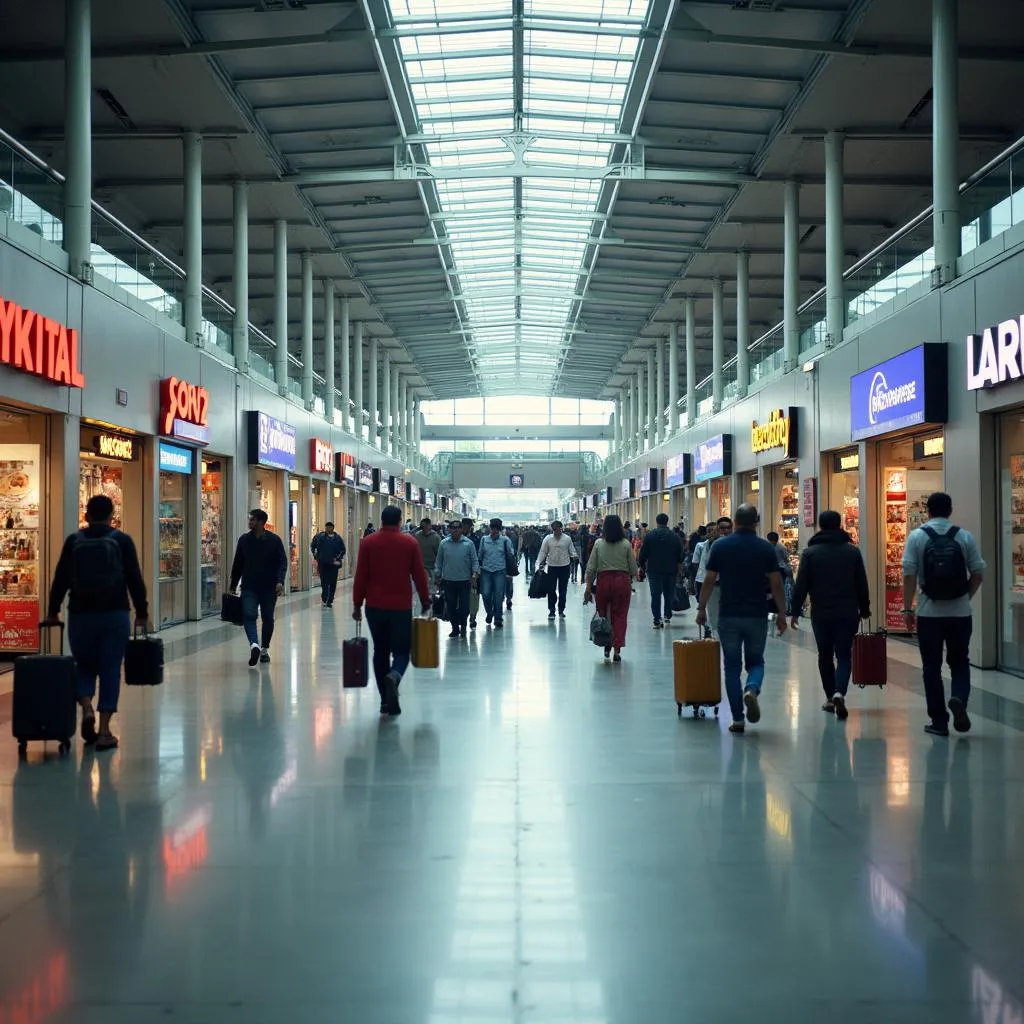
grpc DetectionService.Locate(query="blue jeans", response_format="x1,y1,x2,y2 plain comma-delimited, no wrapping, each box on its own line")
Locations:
648,572,677,623
524,552,537,578
479,569,506,624
811,616,858,699
916,615,972,726
364,607,412,691
67,610,131,713
718,616,769,723
242,588,278,648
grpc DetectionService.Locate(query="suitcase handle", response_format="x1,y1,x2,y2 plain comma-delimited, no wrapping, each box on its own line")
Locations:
133,622,149,638
37,621,64,655
860,619,888,637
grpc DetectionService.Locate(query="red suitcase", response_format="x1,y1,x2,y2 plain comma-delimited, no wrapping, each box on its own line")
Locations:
852,626,887,688
343,622,369,689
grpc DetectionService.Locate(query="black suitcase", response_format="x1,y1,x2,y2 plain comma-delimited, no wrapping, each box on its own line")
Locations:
221,592,244,625
528,571,551,599
12,624,76,756
124,625,164,686
343,623,369,689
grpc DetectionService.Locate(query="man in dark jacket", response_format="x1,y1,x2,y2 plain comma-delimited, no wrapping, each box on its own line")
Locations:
790,509,871,720
44,494,150,751
230,508,288,666
638,513,686,628
311,521,346,608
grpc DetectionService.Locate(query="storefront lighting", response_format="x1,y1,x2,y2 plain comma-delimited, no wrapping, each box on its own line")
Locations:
750,479,760,492
289,478,299,493
802,359,820,373
368,495,376,504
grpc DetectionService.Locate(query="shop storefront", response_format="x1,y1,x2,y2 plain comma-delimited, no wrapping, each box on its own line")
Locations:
826,448,861,544
750,408,801,573
738,470,760,518
246,410,296,585
200,454,227,617
156,441,194,625
850,344,948,633
692,435,732,526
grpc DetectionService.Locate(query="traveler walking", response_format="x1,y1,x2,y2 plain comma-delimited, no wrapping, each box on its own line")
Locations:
583,514,637,661
414,517,441,582
901,492,986,736
695,519,733,636
43,494,150,751
229,508,288,666
569,528,581,583
638,512,686,629
435,520,479,638
766,530,795,614
790,510,871,719
504,526,517,610
697,504,787,733
537,520,573,619
687,524,707,593
519,524,541,579
461,517,482,630
478,518,514,628
352,505,431,717
363,522,376,538
310,521,346,608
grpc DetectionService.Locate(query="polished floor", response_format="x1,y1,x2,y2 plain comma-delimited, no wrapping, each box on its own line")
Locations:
0,581,1022,1023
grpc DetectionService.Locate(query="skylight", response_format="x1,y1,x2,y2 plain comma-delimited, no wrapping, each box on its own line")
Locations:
386,0,653,394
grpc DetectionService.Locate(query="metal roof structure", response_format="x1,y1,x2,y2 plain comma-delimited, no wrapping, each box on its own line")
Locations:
1,0,1022,399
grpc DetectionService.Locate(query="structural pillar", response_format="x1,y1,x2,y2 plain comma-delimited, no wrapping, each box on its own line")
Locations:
413,397,421,462
300,253,314,406
636,360,646,454
655,341,665,447
668,322,679,436
273,219,289,390
647,350,657,451
628,377,637,459
367,334,379,448
613,396,622,460
64,0,92,280
824,132,846,346
406,387,415,464
352,322,364,442
183,132,203,347
933,0,960,279
784,180,800,370
685,298,696,428
232,180,249,369
339,298,351,433
323,280,335,423
390,364,400,459
712,278,724,411
736,251,750,395
381,350,392,457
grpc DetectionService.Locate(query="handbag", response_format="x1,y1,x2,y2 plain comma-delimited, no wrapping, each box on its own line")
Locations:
221,592,243,625
528,570,551,599
589,612,613,647
671,583,691,612
124,624,164,686
504,537,520,577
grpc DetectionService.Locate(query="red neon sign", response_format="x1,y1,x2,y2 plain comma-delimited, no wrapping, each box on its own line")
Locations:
310,438,333,474
160,376,209,437
0,951,68,1024
0,296,85,388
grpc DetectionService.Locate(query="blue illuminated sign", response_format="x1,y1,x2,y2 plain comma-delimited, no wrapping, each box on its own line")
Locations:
665,453,690,489
850,344,947,441
693,435,732,482
158,442,192,475
247,411,296,470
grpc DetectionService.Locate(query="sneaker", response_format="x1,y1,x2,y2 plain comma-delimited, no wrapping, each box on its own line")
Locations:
326,602,333,608
664,614,673,623
95,732,119,752
833,694,849,721
260,648,270,663
548,611,556,619
470,618,477,630
380,700,388,715
822,700,836,714
495,621,504,629
382,671,401,716
449,629,460,639
485,614,492,625
248,643,261,667
924,721,950,737
729,722,745,734
558,611,565,618
743,689,761,724
506,602,512,610
653,621,662,630
948,697,971,733
603,646,611,659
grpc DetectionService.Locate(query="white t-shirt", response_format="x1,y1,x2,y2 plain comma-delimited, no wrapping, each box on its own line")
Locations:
538,533,573,568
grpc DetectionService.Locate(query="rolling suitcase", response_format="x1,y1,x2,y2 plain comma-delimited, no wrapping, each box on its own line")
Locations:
221,592,244,625
124,625,164,686
13,624,76,756
852,624,887,688
411,616,440,669
343,622,369,688
673,638,721,719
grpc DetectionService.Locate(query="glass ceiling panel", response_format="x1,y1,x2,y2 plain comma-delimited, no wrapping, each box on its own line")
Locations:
387,0,651,395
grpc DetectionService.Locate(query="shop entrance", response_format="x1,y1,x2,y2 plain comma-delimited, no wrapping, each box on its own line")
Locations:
826,448,861,545
288,476,309,591
997,414,1024,673
158,458,189,626
311,479,328,588
767,462,801,575
201,456,228,617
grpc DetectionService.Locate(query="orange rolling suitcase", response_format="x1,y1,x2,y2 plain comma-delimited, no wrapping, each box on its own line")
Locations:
411,616,439,669
673,639,721,719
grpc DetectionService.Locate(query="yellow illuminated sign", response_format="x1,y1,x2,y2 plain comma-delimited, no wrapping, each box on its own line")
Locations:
751,407,796,457
840,453,859,471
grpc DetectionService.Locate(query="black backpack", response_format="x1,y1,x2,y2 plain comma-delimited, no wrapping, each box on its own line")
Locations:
72,529,125,604
920,525,970,601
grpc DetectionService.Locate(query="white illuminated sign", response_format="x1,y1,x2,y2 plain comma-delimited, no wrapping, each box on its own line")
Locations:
967,316,1024,391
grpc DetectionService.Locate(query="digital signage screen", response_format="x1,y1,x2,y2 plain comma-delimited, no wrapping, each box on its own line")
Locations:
693,434,732,482
850,344,947,441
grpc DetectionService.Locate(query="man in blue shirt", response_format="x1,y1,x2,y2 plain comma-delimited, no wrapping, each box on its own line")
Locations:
478,518,514,629
697,504,788,732
435,521,480,639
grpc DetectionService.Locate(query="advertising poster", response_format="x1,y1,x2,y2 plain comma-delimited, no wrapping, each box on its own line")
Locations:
0,446,40,652
883,468,908,631
1009,455,1024,593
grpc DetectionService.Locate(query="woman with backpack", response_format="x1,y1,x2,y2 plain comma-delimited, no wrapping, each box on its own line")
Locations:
583,514,638,662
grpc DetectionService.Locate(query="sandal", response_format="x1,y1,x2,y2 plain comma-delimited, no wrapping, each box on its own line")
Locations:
81,712,98,745
94,732,119,752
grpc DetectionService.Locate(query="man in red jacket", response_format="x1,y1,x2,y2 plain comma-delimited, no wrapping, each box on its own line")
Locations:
353,504,432,716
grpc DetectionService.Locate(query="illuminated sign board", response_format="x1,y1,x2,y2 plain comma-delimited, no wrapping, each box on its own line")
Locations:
967,315,1024,390
850,344,947,441
832,449,860,473
751,407,798,458
158,442,193,475
693,434,732,482
160,376,209,445
912,435,945,460
310,438,332,475
509,473,525,488
357,461,373,490
665,453,691,488
91,431,137,462
247,411,296,470
620,478,633,500
0,295,85,387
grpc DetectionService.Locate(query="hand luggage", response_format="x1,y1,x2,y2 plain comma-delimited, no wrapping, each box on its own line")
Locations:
673,638,721,718
504,540,520,577
852,623,887,688
343,622,369,688
12,624,77,756
671,583,691,612
124,624,164,686
411,616,440,669
589,613,613,647
432,589,448,621
221,592,244,625
528,570,550,600
469,585,480,619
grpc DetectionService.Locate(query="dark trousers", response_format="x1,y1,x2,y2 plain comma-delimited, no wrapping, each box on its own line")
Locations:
648,572,677,623
916,615,973,725
505,575,514,603
242,588,278,648
810,616,859,699
444,580,472,633
547,565,570,613
365,607,413,695
524,551,538,578
67,610,131,713
318,563,340,605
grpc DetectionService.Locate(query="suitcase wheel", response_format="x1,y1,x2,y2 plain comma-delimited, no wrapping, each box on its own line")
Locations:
59,740,71,756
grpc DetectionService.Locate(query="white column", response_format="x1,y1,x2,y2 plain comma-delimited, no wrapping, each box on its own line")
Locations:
64,0,92,279
736,251,750,395
183,132,203,347
406,387,415,463
381,349,392,456
232,180,249,369
300,252,314,406
668,322,679,436
399,376,409,460
784,180,800,370
655,339,665,446
339,297,351,433
712,278,724,410
825,132,846,346
685,298,696,428
413,397,421,460
628,377,637,459
323,280,335,423
933,0,960,279
636,360,646,454
273,219,288,390
390,364,400,458
352,322,364,442
613,396,621,459
647,350,657,450
367,334,379,448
